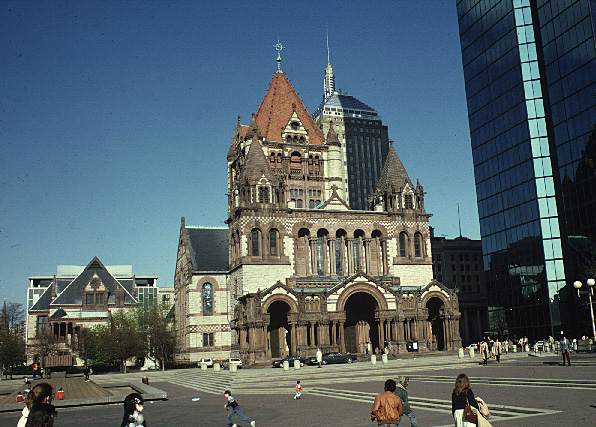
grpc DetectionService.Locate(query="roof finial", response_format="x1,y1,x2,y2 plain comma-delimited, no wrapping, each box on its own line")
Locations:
274,40,284,72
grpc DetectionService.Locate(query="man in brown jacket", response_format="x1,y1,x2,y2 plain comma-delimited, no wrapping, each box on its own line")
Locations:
371,379,404,426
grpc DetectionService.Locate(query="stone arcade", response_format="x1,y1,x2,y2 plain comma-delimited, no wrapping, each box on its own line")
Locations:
174,59,461,364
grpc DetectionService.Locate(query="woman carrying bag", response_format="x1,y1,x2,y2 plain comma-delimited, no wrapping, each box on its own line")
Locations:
451,374,479,427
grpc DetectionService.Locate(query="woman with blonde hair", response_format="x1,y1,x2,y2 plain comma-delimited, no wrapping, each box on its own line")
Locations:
451,374,479,427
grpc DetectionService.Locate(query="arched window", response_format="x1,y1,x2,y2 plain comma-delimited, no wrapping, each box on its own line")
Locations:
251,228,261,256
269,229,279,256
414,233,423,257
404,194,414,209
353,229,365,271
202,283,213,315
316,229,329,275
399,232,408,257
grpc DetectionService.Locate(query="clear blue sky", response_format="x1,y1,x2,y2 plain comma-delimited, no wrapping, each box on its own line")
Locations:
0,0,479,304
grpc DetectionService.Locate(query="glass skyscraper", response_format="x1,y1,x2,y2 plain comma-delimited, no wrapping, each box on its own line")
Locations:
456,0,596,338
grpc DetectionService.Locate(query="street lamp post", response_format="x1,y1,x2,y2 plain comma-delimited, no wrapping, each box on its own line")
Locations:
573,278,596,341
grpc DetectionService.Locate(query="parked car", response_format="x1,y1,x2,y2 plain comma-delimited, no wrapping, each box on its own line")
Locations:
306,352,355,365
198,358,214,367
272,355,307,368
229,357,243,368
466,343,478,351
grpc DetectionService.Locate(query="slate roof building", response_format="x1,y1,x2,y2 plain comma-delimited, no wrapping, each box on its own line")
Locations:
174,54,461,364
25,257,159,365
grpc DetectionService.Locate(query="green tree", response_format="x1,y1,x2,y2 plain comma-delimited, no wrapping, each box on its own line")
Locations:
0,302,26,376
140,302,176,371
109,310,144,373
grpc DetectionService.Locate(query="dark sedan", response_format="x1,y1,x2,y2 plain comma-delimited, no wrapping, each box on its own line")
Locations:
272,355,307,368
306,352,356,365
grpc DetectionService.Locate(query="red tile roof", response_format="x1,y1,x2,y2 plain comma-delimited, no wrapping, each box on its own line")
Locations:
254,72,324,145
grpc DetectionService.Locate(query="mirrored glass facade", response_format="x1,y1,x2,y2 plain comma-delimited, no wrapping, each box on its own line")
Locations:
457,0,596,338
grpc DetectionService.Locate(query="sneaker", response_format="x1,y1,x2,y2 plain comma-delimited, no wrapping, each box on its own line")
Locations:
232,424,237,427
250,421,256,427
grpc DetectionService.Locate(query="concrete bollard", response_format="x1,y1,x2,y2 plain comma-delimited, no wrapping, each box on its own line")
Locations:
525,344,530,352
381,354,388,364
283,360,289,371
229,363,237,373
214,363,221,372
513,345,517,353
200,363,207,371
458,348,464,359
371,354,377,365
468,347,475,358
293,359,301,370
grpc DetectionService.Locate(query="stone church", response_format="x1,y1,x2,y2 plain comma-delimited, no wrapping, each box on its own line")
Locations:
174,59,461,364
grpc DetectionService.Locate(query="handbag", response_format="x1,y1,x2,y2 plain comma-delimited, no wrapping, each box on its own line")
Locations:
465,395,478,424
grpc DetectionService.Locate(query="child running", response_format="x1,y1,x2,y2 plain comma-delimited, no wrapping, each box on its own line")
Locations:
294,380,303,400
223,390,256,427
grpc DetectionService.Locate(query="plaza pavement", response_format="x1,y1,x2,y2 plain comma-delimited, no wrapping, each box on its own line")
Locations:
1,352,595,426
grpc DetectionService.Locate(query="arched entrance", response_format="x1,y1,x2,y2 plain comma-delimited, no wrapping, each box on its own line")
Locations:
427,297,446,351
344,292,379,353
267,300,291,358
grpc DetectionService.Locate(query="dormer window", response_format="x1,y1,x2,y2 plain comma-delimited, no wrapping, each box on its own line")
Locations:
404,194,414,209
258,186,270,203
290,121,300,130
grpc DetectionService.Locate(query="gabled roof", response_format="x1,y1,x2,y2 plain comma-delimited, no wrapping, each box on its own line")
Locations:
240,138,274,183
326,122,341,146
186,227,229,272
52,256,136,305
373,146,413,193
254,72,324,145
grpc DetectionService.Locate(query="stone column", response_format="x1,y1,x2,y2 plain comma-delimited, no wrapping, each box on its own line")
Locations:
364,239,371,274
339,322,346,353
290,324,297,355
339,237,347,275
346,239,353,274
309,322,315,347
329,239,336,275
304,237,312,276
379,320,385,347
322,238,329,275
309,239,317,274
359,237,365,271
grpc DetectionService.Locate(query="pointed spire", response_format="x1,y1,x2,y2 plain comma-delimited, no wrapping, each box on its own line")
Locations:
373,145,413,194
324,31,335,100
326,121,341,146
246,113,262,140
240,137,273,184
254,72,325,145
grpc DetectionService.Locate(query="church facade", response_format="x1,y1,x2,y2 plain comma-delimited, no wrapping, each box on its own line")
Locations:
174,60,461,364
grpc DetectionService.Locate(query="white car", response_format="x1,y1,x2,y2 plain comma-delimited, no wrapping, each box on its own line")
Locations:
198,358,214,367
229,358,243,368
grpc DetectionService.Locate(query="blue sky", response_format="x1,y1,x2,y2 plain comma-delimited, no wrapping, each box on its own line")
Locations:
0,0,479,303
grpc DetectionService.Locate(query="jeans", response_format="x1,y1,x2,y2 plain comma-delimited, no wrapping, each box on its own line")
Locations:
226,406,253,426
402,412,417,426
562,350,571,365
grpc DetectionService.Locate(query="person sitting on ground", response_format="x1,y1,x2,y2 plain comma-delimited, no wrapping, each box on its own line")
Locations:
451,373,479,427
394,377,417,427
121,393,147,427
18,383,54,427
371,379,404,426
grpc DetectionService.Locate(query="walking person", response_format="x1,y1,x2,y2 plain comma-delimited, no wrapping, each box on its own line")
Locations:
294,380,303,400
494,338,501,363
451,373,479,427
223,390,256,427
560,335,571,366
370,379,404,427
316,348,323,368
394,376,417,427
480,340,488,365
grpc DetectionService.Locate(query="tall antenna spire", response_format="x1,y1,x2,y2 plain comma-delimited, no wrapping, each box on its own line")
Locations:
457,203,462,237
326,27,331,65
323,28,335,100
274,40,284,73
